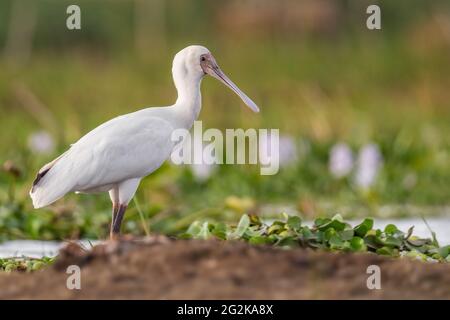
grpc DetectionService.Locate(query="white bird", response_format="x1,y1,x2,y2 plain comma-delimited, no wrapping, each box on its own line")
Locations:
30,45,260,239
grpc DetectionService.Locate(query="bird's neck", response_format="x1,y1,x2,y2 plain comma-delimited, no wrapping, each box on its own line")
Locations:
172,74,203,129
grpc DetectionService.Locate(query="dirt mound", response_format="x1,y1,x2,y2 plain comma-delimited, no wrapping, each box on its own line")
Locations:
0,237,449,299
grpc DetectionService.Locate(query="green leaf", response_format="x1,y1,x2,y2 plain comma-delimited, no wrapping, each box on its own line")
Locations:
268,224,283,235
249,236,268,245
287,216,302,230
405,242,427,253
314,218,330,228
232,214,250,239
329,235,344,248
438,245,450,259
301,227,317,240
198,222,212,240
185,221,202,237
405,226,414,240
384,224,398,235
324,228,337,241
32,261,45,271
317,219,346,232
339,229,354,241
383,236,402,248
211,222,227,240
245,226,263,238
407,237,430,247
277,236,298,247
354,218,374,237
331,220,347,231
279,230,291,238
350,237,366,251
364,234,384,249
331,214,344,222
249,214,262,226
376,246,397,256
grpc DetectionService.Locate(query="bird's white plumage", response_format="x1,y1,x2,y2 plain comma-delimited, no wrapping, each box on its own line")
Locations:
30,45,259,235
31,110,177,208
29,46,210,209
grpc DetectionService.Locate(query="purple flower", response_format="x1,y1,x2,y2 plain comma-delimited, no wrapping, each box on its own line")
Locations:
27,131,55,155
190,163,215,182
189,137,216,181
278,135,298,167
329,143,353,178
259,133,298,168
354,143,383,189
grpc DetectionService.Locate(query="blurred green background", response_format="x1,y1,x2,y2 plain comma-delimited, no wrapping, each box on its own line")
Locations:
0,0,449,241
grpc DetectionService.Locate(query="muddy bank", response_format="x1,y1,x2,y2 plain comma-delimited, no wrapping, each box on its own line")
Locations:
0,237,449,299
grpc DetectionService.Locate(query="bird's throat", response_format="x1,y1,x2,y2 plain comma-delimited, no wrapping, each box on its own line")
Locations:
173,75,203,129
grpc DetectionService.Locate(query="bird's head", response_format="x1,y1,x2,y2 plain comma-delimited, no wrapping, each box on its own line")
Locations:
172,45,259,113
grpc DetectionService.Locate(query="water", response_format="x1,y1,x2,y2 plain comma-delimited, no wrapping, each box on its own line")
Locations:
0,218,448,258
0,240,99,259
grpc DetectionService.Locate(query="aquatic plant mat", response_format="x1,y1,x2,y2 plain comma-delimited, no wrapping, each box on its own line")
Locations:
0,236,449,299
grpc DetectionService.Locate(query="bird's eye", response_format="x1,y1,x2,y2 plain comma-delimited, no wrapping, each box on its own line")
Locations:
200,56,206,62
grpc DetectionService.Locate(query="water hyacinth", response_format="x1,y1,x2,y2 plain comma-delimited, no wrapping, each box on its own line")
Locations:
329,142,353,178
169,132,217,181
190,163,215,182
27,131,55,155
278,135,298,167
354,143,383,189
185,214,450,262
259,133,298,168
189,136,216,182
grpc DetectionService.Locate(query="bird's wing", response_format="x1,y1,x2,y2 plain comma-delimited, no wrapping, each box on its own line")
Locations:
30,112,176,208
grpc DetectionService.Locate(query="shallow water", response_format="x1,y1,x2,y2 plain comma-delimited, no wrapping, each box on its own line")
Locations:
0,240,99,259
0,218,448,258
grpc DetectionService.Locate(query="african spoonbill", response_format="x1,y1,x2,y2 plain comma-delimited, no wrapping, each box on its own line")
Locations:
30,45,259,238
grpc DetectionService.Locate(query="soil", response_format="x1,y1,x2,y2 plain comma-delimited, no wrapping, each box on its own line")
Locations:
0,236,449,299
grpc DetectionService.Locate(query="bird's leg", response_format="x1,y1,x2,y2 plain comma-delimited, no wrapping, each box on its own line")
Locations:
108,187,119,237
110,204,127,239
109,178,140,239
110,203,119,236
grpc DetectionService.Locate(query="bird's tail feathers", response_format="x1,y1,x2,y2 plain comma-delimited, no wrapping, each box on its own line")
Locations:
29,151,74,209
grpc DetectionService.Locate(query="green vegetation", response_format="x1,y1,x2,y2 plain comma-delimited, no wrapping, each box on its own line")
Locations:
2,212,448,273
0,256,54,272
184,214,450,262
0,1,449,242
